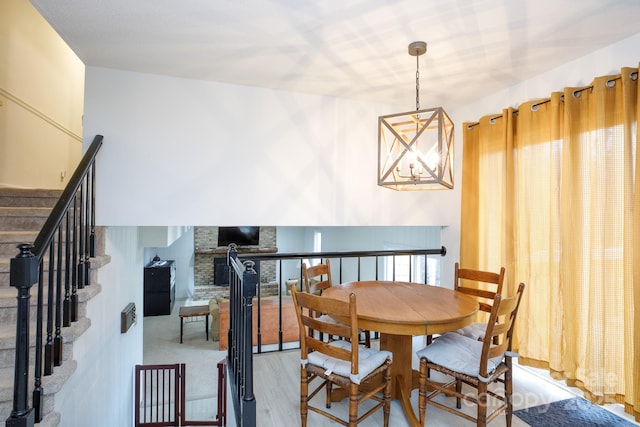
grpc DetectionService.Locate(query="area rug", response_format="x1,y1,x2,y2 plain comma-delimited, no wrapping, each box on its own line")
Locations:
514,397,636,427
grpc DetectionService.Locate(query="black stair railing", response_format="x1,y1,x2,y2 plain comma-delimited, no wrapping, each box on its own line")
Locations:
6,135,103,427
235,246,446,354
227,244,257,427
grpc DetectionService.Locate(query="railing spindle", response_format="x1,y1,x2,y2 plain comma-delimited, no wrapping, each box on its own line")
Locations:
63,212,71,327
83,175,91,285
71,196,78,322
44,241,54,376
53,227,63,366
77,183,85,289
32,262,44,422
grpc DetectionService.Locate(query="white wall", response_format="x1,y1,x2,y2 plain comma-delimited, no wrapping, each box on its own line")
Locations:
82,67,461,229
82,66,463,293
0,0,84,189
455,33,640,122
54,227,143,427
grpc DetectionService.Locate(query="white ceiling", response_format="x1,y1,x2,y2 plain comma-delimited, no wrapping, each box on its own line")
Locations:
31,0,640,109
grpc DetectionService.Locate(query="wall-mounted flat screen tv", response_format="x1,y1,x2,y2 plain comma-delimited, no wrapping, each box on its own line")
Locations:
218,226,260,247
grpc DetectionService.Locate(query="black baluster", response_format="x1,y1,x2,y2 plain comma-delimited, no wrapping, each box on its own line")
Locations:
63,211,71,327
84,175,91,286
71,196,78,322
44,241,54,376
89,161,96,258
33,262,44,422
77,183,85,289
54,227,63,367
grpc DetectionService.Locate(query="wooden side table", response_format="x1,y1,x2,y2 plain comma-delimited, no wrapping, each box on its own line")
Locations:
178,305,210,343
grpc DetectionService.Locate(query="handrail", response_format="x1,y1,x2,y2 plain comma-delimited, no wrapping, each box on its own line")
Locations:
32,135,103,259
238,246,446,261
232,246,446,353
0,88,83,142
7,135,103,427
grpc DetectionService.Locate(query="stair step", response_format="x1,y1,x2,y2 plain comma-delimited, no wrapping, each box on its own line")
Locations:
0,189,108,426
0,360,76,424
0,296,95,369
0,247,109,290
36,411,61,427
0,207,52,231
0,188,62,208
0,278,102,322
0,231,39,258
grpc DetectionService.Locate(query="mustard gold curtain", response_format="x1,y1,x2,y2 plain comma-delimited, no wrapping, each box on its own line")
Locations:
461,64,639,420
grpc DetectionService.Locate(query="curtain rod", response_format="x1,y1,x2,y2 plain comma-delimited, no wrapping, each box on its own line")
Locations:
466,71,638,130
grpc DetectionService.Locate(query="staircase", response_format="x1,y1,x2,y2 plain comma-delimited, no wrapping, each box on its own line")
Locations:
0,188,108,426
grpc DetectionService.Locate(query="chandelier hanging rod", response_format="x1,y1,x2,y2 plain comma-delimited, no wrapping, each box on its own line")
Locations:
408,41,427,112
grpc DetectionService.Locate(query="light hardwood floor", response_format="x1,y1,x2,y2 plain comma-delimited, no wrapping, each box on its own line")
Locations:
146,299,639,426
253,342,638,426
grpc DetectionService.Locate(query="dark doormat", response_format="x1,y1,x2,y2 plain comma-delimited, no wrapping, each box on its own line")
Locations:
514,397,637,427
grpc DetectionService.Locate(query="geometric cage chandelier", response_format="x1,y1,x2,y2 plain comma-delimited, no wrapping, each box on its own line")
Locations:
378,41,454,190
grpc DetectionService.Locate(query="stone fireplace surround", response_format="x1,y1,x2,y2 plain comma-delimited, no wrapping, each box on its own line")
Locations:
193,226,277,301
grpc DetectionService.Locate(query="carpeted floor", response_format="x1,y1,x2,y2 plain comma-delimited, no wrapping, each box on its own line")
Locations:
143,299,226,421
514,396,637,427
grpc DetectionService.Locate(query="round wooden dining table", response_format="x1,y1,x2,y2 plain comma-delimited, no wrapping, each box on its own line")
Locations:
323,280,479,427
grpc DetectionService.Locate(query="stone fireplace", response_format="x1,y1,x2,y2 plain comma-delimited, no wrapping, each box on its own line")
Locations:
193,226,277,300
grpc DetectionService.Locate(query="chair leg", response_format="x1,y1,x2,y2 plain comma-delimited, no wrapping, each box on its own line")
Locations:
364,330,371,348
455,379,462,409
325,381,332,408
300,367,308,427
418,358,427,427
425,336,432,378
477,382,488,427
349,382,358,427
383,362,391,427
505,363,513,427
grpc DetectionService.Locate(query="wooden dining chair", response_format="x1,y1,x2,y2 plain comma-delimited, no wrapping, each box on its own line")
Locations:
302,259,333,295
453,262,506,342
302,260,371,347
290,285,392,427
416,282,525,427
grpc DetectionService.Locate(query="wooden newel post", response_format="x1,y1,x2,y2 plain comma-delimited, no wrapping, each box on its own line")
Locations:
6,244,38,427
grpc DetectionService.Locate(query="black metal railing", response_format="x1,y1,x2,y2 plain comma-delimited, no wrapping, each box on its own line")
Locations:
236,246,446,353
6,135,103,427
226,245,257,427
220,245,445,422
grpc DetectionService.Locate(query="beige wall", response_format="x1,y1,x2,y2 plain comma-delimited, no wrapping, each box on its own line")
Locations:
0,0,84,189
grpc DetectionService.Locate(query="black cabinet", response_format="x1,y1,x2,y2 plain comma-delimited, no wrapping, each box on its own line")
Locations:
144,259,175,316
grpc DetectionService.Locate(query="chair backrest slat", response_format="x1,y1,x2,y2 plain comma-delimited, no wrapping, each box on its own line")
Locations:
303,317,351,338
303,259,333,295
454,263,506,315
480,283,525,375
291,285,360,374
